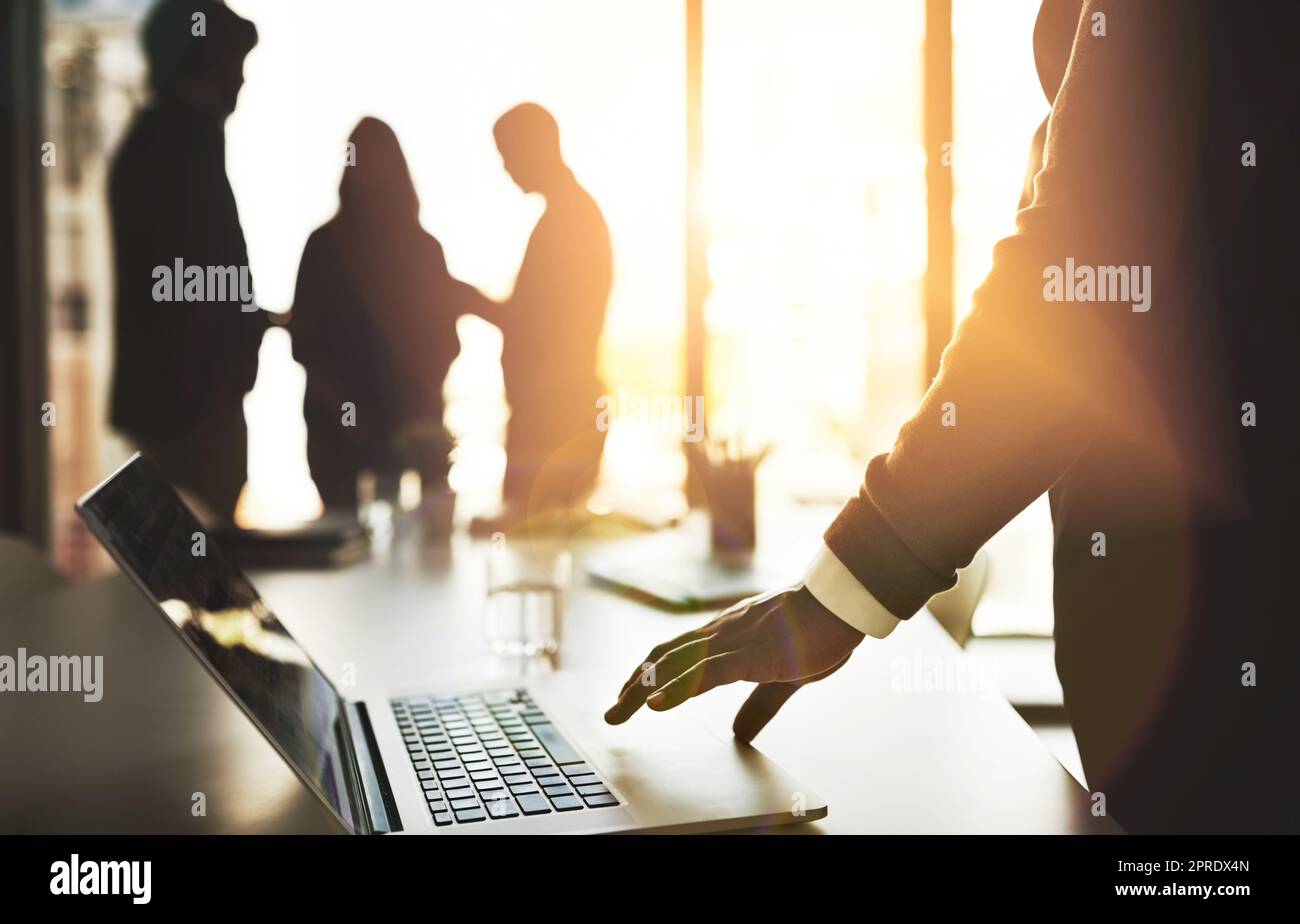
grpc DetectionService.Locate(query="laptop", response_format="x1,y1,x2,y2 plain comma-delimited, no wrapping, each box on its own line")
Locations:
76,454,826,834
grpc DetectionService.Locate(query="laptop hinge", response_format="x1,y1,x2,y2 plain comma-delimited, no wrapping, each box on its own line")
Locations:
341,700,402,834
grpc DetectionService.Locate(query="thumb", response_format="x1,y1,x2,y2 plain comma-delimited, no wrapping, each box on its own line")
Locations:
731,655,851,743
732,682,802,743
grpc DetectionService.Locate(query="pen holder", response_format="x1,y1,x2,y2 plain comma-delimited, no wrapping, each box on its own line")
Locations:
686,439,763,557
707,461,756,556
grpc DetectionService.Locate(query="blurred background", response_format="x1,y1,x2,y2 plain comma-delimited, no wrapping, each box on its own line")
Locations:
16,0,1076,772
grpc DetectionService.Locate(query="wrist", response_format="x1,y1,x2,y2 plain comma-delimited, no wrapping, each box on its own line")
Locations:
793,584,866,644
802,544,903,639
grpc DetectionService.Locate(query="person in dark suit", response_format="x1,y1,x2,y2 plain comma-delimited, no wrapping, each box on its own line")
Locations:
469,103,612,532
607,0,1298,833
108,0,267,520
290,117,479,512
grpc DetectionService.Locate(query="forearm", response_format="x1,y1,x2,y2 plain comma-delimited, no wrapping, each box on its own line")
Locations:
825,246,1104,619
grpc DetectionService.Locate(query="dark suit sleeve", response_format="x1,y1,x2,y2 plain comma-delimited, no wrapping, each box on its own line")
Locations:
824,1,1206,618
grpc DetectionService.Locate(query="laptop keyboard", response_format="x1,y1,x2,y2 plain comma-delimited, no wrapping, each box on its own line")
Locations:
392,689,619,826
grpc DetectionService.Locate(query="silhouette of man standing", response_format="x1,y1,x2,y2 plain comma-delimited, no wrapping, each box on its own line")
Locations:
472,103,612,530
606,0,1299,833
108,0,266,521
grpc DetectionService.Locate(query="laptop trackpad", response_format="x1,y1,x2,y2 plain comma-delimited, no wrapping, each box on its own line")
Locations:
564,706,826,833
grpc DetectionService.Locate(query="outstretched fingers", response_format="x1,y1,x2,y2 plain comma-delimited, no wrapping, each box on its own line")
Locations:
645,649,764,712
614,623,715,700
606,636,716,724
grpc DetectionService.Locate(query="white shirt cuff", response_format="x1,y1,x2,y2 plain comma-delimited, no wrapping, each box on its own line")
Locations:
803,543,901,639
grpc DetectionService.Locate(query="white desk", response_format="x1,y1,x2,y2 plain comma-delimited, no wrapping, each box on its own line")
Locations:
0,511,1119,834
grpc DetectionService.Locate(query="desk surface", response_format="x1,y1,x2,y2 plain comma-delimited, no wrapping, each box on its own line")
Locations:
0,512,1118,834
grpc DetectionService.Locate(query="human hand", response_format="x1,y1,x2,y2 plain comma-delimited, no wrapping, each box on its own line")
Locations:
604,585,864,742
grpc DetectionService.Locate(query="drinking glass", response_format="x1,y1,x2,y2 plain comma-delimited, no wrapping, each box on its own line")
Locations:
484,541,571,656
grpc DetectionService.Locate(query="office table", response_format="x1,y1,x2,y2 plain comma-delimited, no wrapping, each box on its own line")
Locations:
0,512,1119,834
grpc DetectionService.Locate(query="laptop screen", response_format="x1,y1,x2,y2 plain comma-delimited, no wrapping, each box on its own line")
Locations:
77,455,359,833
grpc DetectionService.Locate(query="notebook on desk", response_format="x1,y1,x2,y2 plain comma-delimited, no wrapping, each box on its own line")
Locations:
584,531,784,610
215,512,371,569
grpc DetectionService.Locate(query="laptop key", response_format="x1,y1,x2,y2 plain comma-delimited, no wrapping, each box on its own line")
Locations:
517,793,552,816
561,763,591,778
503,773,531,785
577,783,610,797
433,812,454,826
530,724,583,765
450,797,479,811
567,773,600,787
455,808,486,823
543,784,573,797
550,795,583,812
584,793,619,808
510,783,539,795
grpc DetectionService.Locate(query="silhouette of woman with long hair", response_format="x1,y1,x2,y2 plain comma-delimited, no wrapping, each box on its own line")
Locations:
290,117,479,511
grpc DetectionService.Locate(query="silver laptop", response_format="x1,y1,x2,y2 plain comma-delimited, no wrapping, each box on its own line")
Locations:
76,454,826,835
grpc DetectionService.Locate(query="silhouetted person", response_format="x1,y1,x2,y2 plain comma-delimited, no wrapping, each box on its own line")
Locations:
109,0,266,521
470,103,612,531
291,118,474,511
607,0,1298,833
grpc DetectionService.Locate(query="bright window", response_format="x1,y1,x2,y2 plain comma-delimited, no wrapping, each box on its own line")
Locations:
952,0,1055,636
227,0,686,525
700,0,928,503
